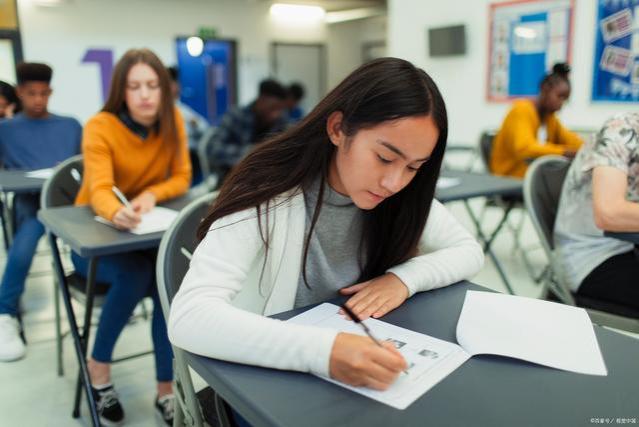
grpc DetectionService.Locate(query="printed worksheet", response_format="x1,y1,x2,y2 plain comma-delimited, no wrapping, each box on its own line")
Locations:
288,303,470,410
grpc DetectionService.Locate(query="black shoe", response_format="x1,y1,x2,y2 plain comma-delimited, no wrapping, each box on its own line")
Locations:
91,383,125,427
155,394,175,426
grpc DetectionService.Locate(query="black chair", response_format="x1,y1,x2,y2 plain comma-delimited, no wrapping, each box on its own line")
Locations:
156,192,233,427
477,130,543,284
41,155,109,376
523,155,639,332
41,155,148,377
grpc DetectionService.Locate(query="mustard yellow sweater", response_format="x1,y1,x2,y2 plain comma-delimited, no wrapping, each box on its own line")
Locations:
490,100,582,178
76,110,192,220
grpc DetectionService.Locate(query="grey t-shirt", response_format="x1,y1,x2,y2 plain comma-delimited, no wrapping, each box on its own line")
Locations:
294,178,364,308
554,113,639,291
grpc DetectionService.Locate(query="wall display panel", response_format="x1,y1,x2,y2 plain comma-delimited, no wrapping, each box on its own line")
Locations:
487,0,574,101
592,0,639,102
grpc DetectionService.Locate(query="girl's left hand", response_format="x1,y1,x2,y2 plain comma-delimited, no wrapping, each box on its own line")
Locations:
339,273,409,320
131,191,156,214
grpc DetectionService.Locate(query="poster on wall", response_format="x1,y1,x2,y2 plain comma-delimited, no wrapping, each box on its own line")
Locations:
592,0,639,102
487,0,574,102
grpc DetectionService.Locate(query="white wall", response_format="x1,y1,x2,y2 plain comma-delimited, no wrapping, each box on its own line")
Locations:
16,0,328,122
326,15,387,90
388,0,632,145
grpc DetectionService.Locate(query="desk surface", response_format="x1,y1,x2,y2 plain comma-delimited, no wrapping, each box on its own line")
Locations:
0,170,46,194
38,194,198,258
437,171,522,203
604,231,639,245
187,281,639,427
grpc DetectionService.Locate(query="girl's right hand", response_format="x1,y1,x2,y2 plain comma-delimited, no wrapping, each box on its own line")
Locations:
329,332,407,390
112,206,141,230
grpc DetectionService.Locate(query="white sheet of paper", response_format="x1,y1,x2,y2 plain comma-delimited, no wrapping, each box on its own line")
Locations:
94,207,178,235
456,291,607,376
288,303,470,410
25,168,54,179
436,177,461,190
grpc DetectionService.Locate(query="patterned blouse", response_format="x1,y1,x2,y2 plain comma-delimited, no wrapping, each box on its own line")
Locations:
553,112,639,291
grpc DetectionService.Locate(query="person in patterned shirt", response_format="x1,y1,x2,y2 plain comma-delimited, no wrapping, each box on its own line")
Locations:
554,112,639,310
206,79,288,182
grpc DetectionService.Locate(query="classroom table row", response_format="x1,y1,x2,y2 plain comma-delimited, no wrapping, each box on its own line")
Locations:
2,167,638,426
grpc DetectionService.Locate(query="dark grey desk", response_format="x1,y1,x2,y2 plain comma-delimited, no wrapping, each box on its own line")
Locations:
0,170,48,249
186,281,639,427
38,195,195,257
38,193,198,426
0,169,47,194
436,170,521,203
437,171,523,294
604,231,639,245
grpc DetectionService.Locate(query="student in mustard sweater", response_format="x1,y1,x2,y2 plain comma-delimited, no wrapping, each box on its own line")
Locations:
73,49,191,426
490,63,583,178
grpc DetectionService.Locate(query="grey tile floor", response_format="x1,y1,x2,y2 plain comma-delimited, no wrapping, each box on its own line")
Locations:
0,197,635,426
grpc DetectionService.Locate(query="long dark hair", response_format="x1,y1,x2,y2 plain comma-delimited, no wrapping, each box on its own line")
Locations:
102,49,178,144
198,57,448,285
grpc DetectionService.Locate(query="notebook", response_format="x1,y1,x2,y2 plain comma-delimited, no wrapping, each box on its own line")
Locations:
287,291,607,410
94,206,178,235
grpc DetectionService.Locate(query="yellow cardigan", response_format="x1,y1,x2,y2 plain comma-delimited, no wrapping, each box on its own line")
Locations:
490,100,582,178
76,110,192,220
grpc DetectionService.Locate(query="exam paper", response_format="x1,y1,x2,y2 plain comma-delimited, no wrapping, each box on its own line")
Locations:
25,168,54,179
288,303,470,410
95,207,178,235
456,291,607,376
436,176,461,190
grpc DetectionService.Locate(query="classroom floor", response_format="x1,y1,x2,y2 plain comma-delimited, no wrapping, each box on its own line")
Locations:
0,196,636,426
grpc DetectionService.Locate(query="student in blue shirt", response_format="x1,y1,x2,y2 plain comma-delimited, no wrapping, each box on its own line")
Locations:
0,62,81,362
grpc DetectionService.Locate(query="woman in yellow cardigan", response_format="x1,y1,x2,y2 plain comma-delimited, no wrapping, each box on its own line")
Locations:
73,49,191,426
490,63,582,178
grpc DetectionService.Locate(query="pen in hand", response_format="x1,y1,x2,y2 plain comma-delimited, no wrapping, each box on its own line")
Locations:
112,186,133,210
340,304,409,375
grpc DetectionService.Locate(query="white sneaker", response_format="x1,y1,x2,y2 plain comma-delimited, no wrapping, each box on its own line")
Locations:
0,314,26,362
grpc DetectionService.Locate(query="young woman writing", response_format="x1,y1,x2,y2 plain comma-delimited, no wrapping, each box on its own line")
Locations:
74,48,191,426
169,58,483,403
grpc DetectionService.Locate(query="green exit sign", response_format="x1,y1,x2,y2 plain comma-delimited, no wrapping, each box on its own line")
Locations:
198,27,218,39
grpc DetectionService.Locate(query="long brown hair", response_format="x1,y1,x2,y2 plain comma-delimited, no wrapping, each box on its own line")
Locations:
102,48,177,144
198,57,448,286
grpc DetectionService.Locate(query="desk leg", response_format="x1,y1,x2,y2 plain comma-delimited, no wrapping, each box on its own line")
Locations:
47,233,100,427
73,256,98,419
463,200,517,295
0,194,11,250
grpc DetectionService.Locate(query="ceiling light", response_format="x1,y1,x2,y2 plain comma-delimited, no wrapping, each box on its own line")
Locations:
186,36,204,57
270,3,326,22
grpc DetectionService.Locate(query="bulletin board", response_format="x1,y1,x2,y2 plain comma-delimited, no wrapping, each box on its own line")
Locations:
487,0,574,102
592,0,639,102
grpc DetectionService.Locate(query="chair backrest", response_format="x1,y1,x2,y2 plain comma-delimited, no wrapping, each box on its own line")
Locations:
197,126,218,183
523,155,570,257
156,192,217,318
40,155,84,209
479,130,497,173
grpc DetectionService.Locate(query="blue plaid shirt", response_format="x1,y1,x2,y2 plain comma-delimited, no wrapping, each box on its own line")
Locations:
208,103,285,168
